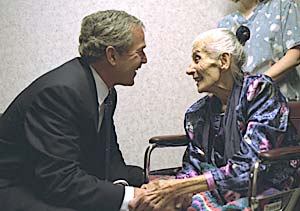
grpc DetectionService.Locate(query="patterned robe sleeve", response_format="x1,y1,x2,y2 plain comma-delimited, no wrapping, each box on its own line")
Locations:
210,75,295,195
178,75,297,197
176,95,223,179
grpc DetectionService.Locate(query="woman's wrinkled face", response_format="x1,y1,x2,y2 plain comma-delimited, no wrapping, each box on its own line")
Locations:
186,40,222,94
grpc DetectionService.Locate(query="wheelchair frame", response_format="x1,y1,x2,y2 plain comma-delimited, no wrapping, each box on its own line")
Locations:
144,102,300,211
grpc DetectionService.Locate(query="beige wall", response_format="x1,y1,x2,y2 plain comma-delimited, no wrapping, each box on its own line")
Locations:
0,0,253,169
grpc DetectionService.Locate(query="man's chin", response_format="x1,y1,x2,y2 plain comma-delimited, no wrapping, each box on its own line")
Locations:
117,80,135,86
127,81,135,86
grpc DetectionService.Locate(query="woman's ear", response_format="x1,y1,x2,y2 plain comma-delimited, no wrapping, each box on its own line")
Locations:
106,46,117,66
219,52,231,70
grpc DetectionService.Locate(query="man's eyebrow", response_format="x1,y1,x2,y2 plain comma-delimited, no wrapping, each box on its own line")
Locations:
135,46,146,52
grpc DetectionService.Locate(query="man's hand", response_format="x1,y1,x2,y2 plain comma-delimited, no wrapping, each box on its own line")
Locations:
129,175,209,211
128,180,193,211
129,186,172,211
128,187,154,211
129,186,192,211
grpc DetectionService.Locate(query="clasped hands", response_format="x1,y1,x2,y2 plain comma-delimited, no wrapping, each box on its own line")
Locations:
129,179,192,211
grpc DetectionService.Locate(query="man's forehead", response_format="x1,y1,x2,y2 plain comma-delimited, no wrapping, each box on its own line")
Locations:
132,26,145,38
130,27,146,50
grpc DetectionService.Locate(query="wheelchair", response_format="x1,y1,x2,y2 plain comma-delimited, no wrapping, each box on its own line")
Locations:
144,102,300,211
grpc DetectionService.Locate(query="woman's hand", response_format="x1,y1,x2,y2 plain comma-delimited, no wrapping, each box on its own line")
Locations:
130,176,208,211
133,180,180,211
129,180,184,211
141,179,167,190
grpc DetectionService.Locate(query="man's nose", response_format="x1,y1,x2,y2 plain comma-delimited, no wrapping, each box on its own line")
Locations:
141,52,147,64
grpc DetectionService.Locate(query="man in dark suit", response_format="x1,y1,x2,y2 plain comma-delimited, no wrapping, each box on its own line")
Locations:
0,10,148,211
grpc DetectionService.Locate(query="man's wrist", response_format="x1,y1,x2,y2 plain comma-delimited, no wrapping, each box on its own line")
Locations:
120,186,134,211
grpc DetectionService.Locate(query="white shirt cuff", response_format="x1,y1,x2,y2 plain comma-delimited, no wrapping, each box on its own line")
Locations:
120,186,134,211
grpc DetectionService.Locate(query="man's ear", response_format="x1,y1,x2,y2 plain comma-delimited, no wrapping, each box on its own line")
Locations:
219,52,231,70
106,46,117,66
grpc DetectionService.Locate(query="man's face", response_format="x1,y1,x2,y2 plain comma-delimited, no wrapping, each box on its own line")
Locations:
114,26,147,86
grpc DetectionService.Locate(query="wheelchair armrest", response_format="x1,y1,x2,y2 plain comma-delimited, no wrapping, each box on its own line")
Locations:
149,134,190,147
259,146,300,162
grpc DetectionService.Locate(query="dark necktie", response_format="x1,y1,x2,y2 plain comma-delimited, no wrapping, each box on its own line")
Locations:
103,89,114,181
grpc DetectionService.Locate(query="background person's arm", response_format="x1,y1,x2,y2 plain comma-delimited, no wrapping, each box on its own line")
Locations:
264,47,300,82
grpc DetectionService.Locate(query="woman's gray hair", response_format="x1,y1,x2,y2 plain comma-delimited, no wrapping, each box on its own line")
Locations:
193,28,246,82
78,10,144,63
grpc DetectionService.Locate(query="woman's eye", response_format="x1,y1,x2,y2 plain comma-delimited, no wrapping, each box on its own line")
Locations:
193,55,201,63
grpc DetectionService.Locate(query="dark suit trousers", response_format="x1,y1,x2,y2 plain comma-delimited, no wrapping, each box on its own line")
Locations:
0,185,77,211
0,165,144,211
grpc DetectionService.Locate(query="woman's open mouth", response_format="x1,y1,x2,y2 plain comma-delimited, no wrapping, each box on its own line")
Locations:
194,76,203,82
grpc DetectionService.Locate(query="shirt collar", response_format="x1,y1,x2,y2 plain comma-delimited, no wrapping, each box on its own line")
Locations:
90,65,109,106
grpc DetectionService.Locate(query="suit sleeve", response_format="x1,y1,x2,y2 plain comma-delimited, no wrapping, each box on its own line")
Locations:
24,86,125,211
109,122,129,181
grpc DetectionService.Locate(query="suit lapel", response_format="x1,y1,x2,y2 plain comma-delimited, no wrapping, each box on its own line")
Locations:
77,58,99,130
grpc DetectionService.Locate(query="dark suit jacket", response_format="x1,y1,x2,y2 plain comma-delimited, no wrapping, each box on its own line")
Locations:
0,58,130,211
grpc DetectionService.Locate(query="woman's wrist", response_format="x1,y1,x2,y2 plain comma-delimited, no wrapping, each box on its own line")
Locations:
203,171,217,190
174,175,209,195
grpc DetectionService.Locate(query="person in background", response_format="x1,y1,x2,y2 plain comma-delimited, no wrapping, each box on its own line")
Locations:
218,0,300,101
130,28,299,211
0,9,149,211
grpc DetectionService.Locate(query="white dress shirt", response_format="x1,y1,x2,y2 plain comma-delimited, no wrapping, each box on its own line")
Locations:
90,66,134,211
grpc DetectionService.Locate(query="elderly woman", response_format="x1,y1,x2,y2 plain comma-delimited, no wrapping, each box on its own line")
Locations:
130,28,299,211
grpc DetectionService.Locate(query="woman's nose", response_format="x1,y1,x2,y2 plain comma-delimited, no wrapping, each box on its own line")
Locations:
186,64,196,75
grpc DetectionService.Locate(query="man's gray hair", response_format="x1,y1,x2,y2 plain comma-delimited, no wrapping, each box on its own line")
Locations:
193,28,246,82
78,10,144,63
